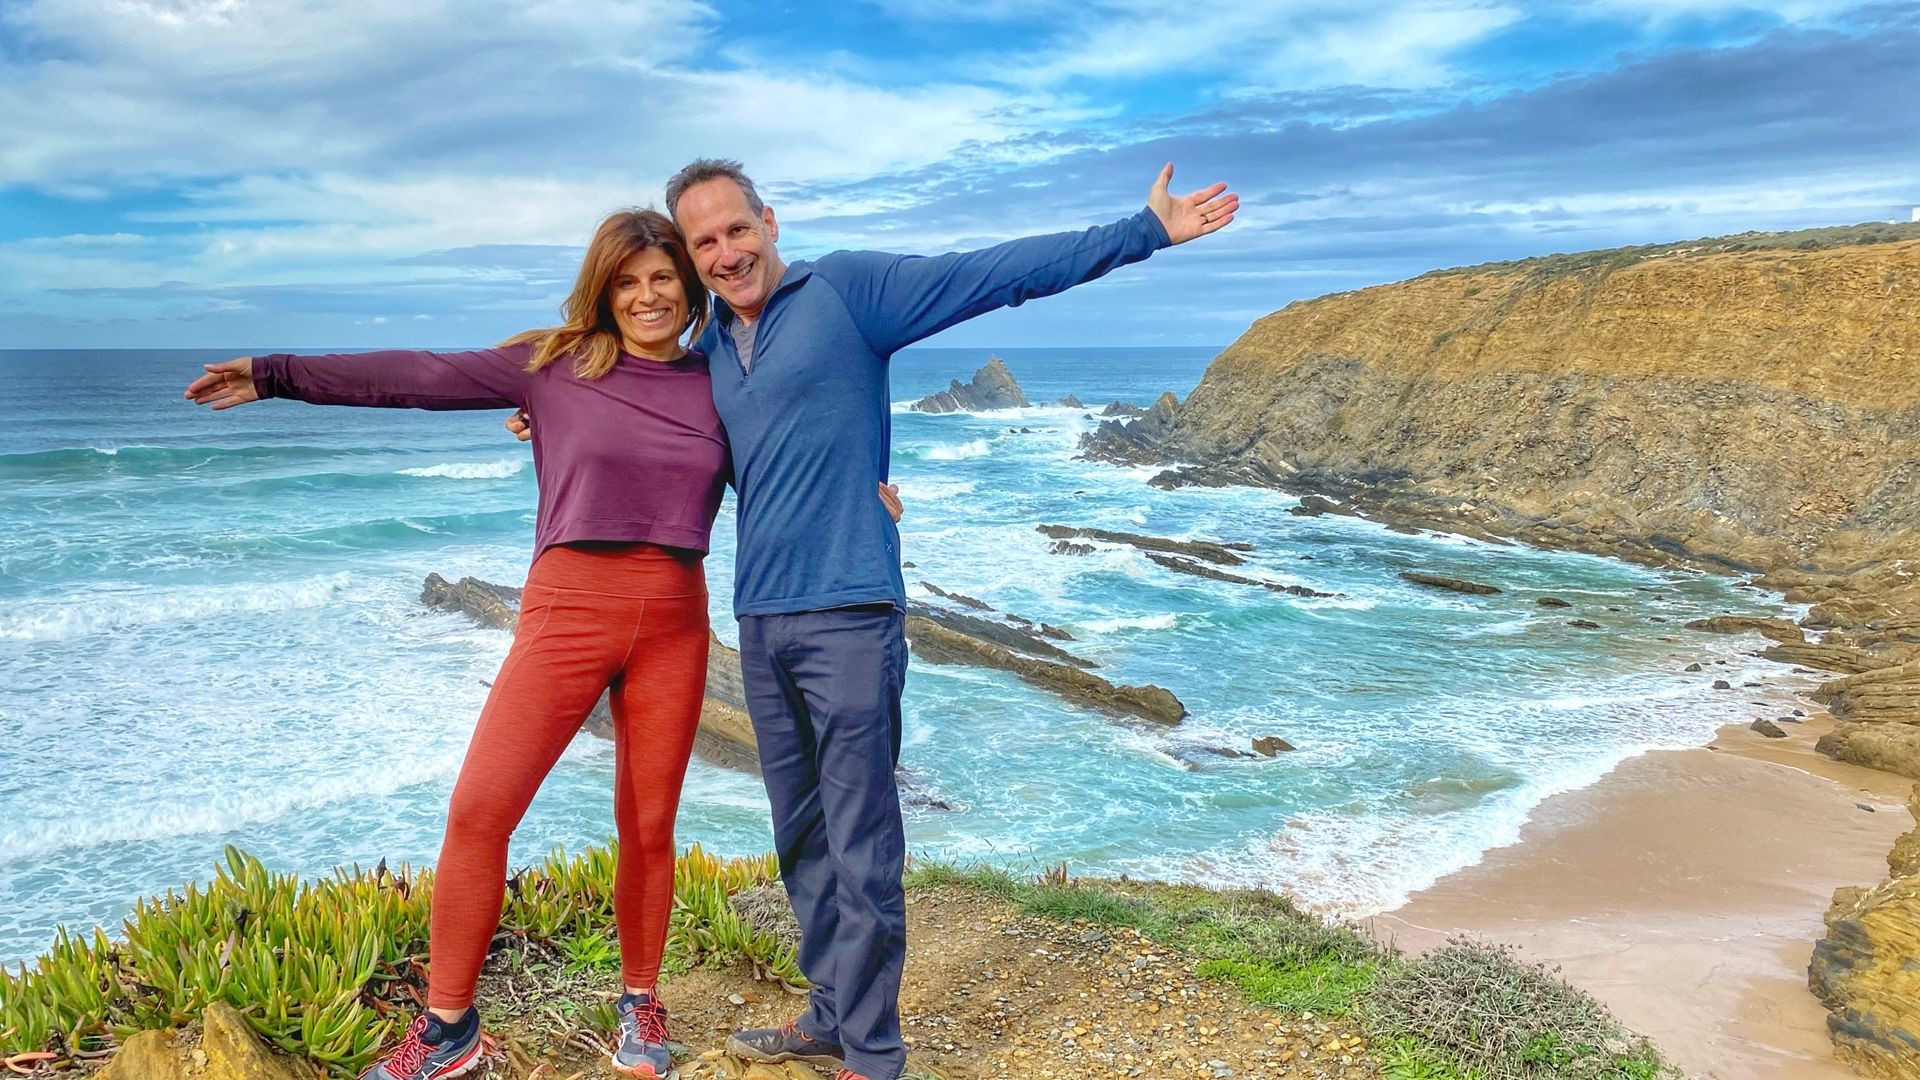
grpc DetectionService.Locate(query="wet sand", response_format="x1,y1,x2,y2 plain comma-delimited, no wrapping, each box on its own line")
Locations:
1370,714,1914,1079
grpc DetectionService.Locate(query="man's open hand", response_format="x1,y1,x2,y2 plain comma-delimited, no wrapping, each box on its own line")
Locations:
1148,163,1237,245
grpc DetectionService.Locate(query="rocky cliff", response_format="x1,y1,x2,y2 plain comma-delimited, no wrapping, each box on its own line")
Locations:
1085,224,1920,775
1081,223,1920,1075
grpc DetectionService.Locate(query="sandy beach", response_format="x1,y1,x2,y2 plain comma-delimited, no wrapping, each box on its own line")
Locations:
1371,711,1915,1080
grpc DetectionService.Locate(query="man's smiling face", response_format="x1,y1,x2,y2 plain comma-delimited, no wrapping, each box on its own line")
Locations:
675,176,783,322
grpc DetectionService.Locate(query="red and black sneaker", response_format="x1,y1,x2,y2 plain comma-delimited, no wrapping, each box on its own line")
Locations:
359,1013,483,1080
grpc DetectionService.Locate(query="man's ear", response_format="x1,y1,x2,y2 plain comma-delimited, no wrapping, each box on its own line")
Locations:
762,204,779,244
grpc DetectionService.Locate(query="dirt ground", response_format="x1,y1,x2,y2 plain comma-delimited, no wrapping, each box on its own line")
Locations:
486,887,1376,1080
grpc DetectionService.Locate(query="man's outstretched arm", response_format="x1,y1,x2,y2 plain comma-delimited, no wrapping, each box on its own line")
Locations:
823,163,1237,355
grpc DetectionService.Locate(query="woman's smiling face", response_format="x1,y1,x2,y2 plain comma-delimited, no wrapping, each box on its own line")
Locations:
608,246,688,359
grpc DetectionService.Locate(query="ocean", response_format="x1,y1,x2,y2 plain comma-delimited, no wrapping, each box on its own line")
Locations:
0,346,1787,965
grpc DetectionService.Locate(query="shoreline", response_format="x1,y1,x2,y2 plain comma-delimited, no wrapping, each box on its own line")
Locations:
1369,701,1914,1079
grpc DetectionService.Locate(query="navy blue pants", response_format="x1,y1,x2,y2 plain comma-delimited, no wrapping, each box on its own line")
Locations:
737,604,909,1080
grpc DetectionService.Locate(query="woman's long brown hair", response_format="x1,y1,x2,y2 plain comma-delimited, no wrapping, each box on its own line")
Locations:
502,208,710,379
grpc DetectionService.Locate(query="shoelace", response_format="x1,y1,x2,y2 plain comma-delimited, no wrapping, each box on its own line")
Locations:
387,1016,433,1079
622,998,669,1046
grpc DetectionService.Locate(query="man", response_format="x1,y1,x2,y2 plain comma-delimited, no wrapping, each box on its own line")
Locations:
518,159,1235,1080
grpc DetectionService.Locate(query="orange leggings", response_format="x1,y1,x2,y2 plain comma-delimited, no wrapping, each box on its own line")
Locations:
427,543,709,1009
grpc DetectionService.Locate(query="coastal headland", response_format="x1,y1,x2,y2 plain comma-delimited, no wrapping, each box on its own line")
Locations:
1083,220,1920,1077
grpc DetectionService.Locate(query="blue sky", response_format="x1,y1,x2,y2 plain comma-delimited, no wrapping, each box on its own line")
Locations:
0,0,1914,349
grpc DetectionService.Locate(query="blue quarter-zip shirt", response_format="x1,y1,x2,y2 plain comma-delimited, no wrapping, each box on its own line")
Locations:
703,207,1173,617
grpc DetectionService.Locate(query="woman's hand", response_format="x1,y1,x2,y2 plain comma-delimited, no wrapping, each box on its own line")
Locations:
184,357,260,410
880,482,903,523
506,409,532,441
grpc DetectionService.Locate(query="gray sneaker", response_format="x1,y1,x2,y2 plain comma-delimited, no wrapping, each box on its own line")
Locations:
724,1019,844,1068
360,1013,484,1080
610,993,672,1078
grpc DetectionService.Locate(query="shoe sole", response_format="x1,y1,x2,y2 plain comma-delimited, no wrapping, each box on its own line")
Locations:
605,1052,676,1080
722,1036,843,1068
422,1042,485,1080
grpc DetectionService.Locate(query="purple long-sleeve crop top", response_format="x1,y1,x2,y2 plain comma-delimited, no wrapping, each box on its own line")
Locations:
251,343,729,557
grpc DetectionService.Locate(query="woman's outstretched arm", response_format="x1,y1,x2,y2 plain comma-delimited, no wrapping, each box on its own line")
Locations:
185,346,534,412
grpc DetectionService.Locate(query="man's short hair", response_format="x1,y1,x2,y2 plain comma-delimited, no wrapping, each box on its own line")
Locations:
665,159,765,218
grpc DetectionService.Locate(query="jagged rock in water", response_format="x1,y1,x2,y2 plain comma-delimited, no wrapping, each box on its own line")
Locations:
1037,523,1251,566
1399,571,1501,595
1078,391,1181,466
1251,736,1295,756
1537,596,1571,608
904,616,1185,724
1567,619,1601,629
421,573,519,630
907,601,1092,669
1685,615,1806,644
1100,401,1148,418
918,581,991,611
911,357,1030,413
1809,873,1920,1079
1049,540,1096,556
1143,552,1337,598
1058,394,1085,408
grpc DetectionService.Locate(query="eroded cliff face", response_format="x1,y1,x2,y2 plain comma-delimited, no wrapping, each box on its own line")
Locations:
1083,228,1920,1075
1132,237,1920,574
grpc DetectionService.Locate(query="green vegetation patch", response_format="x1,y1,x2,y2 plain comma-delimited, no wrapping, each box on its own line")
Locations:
0,844,794,1076
1363,937,1678,1079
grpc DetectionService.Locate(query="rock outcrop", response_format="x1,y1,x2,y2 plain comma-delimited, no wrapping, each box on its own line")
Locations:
1082,226,1920,576
99,1003,311,1080
1399,571,1500,596
905,615,1186,724
912,358,1030,413
1036,524,1253,566
1810,871,1920,1079
1069,225,1920,1067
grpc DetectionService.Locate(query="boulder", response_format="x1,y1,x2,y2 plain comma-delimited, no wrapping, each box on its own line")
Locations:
1100,401,1148,418
1536,596,1571,608
1817,723,1920,780
1399,571,1501,596
1251,736,1296,756
1750,718,1789,738
911,358,1030,413
100,1003,312,1080
420,573,518,631
1568,619,1601,629
1809,874,1920,1079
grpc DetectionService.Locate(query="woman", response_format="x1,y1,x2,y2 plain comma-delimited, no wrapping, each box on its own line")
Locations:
184,209,896,1080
